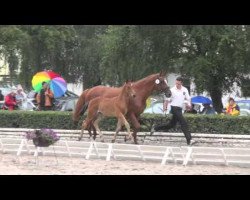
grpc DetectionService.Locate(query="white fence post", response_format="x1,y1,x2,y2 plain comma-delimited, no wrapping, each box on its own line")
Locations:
106,144,113,161
34,147,40,165
65,141,72,157
220,148,228,166
85,142,94,160
0,138,3,153
24,140,31,155
161,147,170,165
183,147,193,166
137,145,145,161
16,139,25,157
169,148,176,164
93,142,100,158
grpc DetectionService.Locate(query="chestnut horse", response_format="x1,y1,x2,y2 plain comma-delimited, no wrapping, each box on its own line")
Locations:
80,81,136,142
73,71,171,144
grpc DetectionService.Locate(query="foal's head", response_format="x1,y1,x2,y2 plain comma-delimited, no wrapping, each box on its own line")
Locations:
154,71,171,98
123,81,136,98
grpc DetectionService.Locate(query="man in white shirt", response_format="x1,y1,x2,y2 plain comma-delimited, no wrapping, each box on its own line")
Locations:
151,77,196,146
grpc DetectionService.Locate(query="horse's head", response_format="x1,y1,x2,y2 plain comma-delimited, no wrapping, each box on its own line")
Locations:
124,81,136,98
154,71,172,98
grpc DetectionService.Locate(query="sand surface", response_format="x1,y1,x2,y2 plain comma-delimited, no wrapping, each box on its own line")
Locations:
0,154,250,175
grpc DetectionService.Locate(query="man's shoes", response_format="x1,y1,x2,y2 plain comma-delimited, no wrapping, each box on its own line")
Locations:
188,139,197,146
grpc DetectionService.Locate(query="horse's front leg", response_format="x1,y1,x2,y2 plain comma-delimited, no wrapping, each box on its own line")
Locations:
127,113,141,144
93,113,105,142
112,119,122,143
124,118,133,142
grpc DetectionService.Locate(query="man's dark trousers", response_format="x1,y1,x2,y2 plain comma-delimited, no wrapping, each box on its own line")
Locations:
154,106,192,144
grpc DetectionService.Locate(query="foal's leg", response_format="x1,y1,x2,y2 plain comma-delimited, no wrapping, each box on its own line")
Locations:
118,114,132,142
80,106,98,141
112,119,123,143
93,113,105,142
127,113,141,144
79,119,93,141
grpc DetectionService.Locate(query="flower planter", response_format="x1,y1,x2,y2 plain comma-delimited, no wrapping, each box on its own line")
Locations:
26,129,60,148
32,137,52,147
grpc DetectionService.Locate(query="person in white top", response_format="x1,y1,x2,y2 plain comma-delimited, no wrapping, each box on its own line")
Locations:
15,84,27,109
151,77,196,146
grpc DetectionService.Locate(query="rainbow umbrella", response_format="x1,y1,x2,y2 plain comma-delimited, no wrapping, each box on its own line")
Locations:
32,70,67,98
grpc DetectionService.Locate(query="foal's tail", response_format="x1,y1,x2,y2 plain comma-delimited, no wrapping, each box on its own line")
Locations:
72,89,89,126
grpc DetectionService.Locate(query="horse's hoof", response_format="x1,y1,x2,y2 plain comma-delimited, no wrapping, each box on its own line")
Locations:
101,139,105,143
124,136,127,142
78,137,82,141
111,139,115,143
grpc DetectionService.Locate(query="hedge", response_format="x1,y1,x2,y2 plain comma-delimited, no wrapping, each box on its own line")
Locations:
0,110,250,135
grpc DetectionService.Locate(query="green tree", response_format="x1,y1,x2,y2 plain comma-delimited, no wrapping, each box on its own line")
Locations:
0,25,29,85
179,25,250,113
99,25,182,86
72,25,108,89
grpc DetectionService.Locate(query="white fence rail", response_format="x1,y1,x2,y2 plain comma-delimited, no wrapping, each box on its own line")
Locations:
1,128,250,167
1,128,250,145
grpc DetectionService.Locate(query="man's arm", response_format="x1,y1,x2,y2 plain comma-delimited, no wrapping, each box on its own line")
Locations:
46,89,54,98
184,88,192,110
163,99,169,111
163,88,172,111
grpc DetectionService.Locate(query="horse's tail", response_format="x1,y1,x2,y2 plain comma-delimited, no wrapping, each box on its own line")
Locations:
72,89,89,125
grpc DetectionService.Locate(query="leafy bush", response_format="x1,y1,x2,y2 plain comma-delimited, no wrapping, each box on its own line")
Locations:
0,110,250,135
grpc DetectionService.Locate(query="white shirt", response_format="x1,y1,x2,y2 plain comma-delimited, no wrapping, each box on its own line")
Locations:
164,85,191,108
16,91,27,109
16,91,27,101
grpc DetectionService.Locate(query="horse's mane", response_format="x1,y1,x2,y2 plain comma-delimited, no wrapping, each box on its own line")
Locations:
132,73,158,87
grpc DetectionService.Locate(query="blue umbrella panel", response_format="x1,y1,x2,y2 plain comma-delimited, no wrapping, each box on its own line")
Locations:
191,96,212,104
49,77,67,98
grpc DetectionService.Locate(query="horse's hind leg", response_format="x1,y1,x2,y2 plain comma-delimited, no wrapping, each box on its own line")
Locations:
79,119,92,141
92,123,97,140
87,123,94,141
78,120,85,141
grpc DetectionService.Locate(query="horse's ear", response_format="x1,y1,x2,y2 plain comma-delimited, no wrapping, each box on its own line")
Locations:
160,70,167,77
